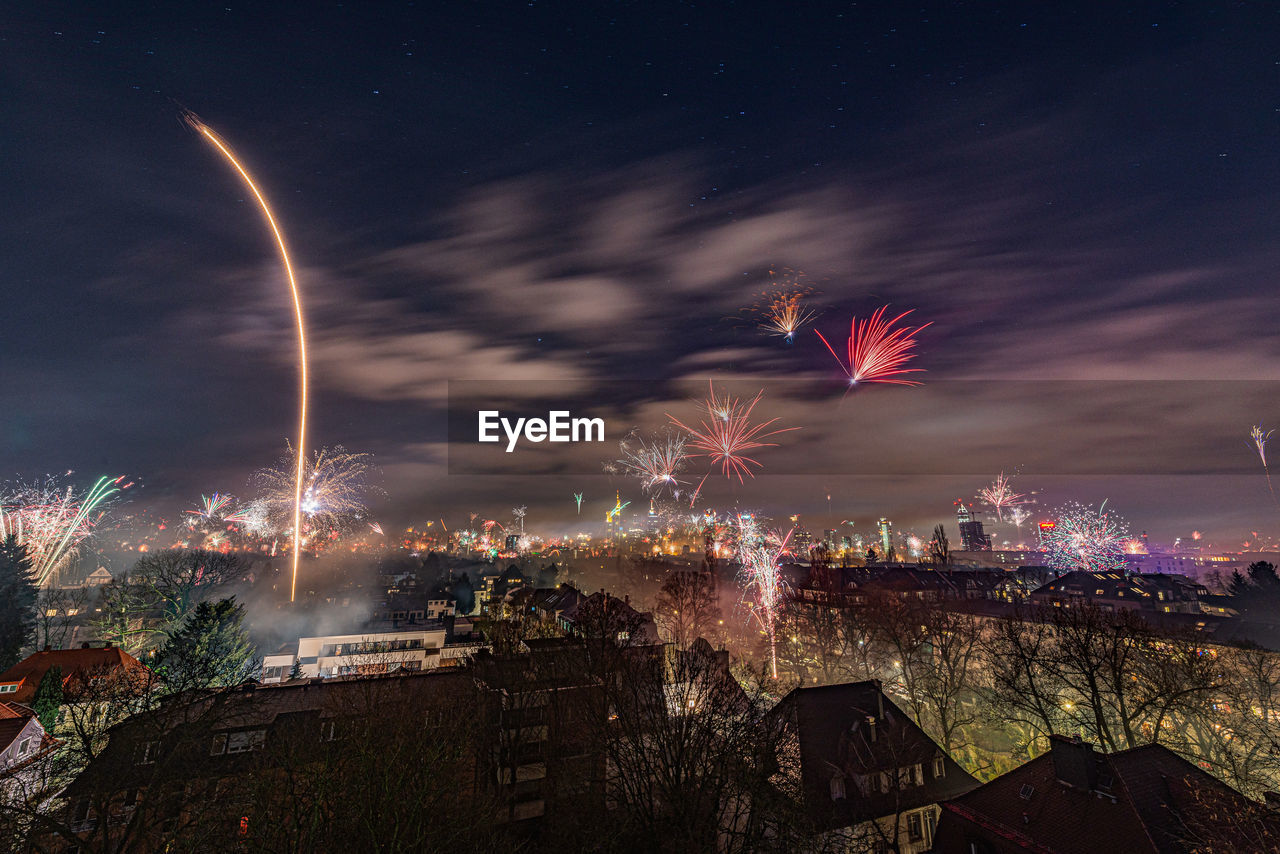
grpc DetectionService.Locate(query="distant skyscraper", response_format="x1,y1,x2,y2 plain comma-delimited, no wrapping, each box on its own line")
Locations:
956,502,992,551
878,517,894,561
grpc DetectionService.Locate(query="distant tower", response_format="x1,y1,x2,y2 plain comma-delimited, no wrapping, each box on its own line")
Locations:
956,502,992,551
878,518,894,562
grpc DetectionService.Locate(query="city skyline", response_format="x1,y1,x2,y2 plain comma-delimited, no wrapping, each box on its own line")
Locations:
5,4,1280,542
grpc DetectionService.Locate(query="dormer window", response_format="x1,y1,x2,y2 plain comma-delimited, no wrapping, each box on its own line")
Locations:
829,775,846,800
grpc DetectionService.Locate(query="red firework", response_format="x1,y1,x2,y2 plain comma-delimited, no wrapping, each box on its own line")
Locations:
815,305,932,386
667,385,797,493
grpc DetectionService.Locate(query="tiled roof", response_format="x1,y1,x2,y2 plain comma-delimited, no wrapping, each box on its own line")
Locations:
0,647,151,704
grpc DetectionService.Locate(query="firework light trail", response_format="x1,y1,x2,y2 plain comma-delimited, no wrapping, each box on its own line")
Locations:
977,472,1026,522
0,475,128,588
1042,501,1130,573
668,383,797,502
255,444,374,550
617,432,689,496
759,290,818,342
186,112,309,602
1250,425,1278,507
573,492,584,514
815,306,932,386
187,492,235,522
737,518,794,679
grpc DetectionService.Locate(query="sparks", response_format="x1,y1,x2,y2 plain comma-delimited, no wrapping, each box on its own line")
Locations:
668,383,797,497
1250,424,1278,507
617,432,689,496
815,305,932,386
0,475,128,588
254,444,375,551
738,520,794,679
187,112,309,602
977,472,1027,522
1041,501,1130,573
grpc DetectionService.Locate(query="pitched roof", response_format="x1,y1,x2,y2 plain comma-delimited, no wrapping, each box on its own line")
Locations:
934,736,1275,853
0,702,37,754
777,680,978,829
0,647,151,704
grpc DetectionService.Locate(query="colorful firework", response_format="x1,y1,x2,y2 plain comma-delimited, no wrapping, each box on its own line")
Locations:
815,305,932,386
738,520,794,679
186,112,310,602
254,444,375,548
617,432,689,496
701,380,736,423
1041,501,1130,573
368,521,384,536
977,472,1027,522
1250,424,1277,506
668,383,796,497
187,492,235,522
0,475,129,588
573,492,584,514
759,290,818,342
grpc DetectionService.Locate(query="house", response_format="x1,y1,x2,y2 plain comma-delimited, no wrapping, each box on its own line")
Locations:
772,680,978,853
51,670,485,850
558,590,659,645
1030,570,1205,614
0,701,57,795
260,622,449,683
0,645,152,706
932,734,1280,853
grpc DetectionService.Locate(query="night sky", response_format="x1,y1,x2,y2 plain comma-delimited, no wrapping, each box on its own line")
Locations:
5,2,1280,545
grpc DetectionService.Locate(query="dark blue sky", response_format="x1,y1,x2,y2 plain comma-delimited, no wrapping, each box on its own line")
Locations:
4,2,1280,545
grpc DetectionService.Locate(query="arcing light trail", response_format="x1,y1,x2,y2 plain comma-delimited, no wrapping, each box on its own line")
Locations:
815,305,932,386
186,112,309,602
1250,424,1277,508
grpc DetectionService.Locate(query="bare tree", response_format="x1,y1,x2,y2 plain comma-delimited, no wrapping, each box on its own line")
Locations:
653,570,721,650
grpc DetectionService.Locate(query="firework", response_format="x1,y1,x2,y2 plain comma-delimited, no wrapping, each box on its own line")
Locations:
738,521,794,679
187,492,235,522
0,475,128,588
1007,506,1031,530
668,383,796,499
1250,425,1278,507
368,521,384,536
617,432,689,496
760,290,818,342
977,472,1026,523
701,380,736,423
606,493,630,525
254,444,374,548
187,112,309,602
1041,501,1130,573
573,492,584,514
512,505,527,534
815,305,932,386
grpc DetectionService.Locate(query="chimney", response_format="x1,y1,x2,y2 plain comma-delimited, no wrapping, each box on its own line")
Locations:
1050,734,1098,791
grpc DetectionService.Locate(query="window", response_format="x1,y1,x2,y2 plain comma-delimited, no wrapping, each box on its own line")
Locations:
1019,783,1035,800
907,811,924,841
320,721,338,742
17,738,30,756
0,685,17,694
933,755,946,779
210,734,228,755
829,775,846,800
226,730,266,753
135,740,159,765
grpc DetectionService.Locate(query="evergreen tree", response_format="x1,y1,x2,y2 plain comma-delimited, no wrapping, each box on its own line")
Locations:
0,534,37,670
154,597,257,694
31,664,63,732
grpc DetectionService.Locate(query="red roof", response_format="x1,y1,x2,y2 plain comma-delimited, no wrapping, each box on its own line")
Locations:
0,701,38,755
0,647,151,705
